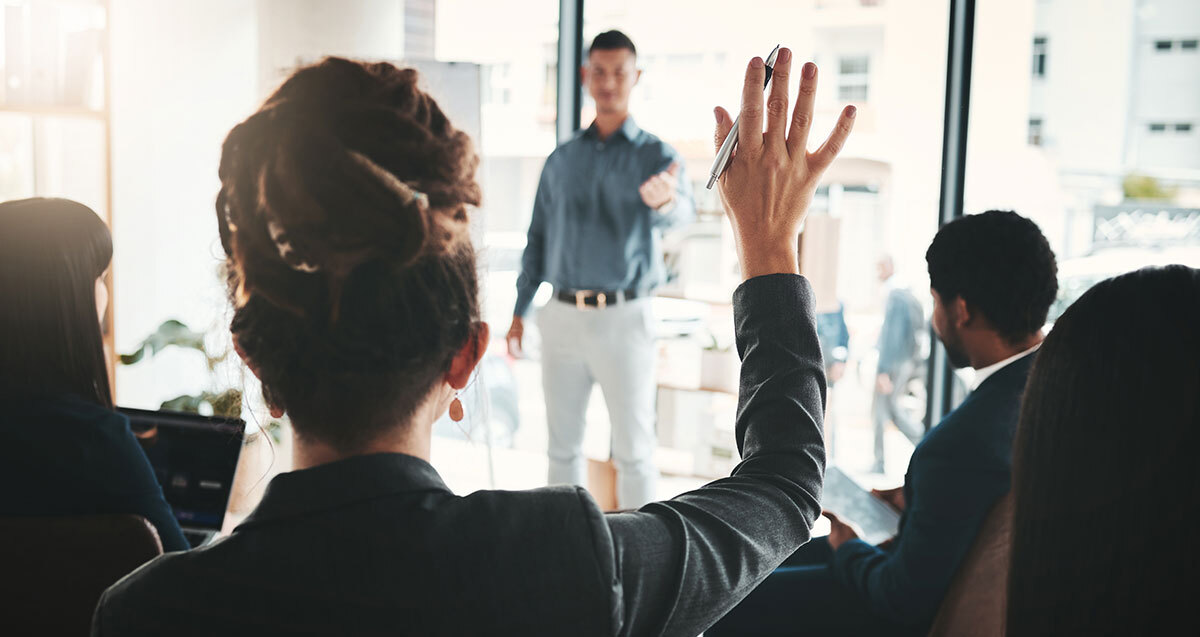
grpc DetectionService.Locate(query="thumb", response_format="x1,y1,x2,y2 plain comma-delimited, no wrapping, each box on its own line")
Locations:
714,106,734,154
665,161,680,177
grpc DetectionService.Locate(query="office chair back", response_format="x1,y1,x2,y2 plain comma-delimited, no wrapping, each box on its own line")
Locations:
0,515,163,636
927,493,1013,637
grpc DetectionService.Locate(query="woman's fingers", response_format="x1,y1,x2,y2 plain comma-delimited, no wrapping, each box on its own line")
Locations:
787,62,818,157
810,104,857,173
713,106,734,165
764,48,792,150
737,57,766,154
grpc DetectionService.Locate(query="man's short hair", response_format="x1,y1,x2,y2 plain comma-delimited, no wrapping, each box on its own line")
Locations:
589,30,636,58
926,210,1058,343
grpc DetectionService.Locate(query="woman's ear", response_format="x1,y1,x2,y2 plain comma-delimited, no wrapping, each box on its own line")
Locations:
446,322,490,390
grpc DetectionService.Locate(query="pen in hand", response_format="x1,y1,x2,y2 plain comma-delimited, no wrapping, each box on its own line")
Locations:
706,44,781,190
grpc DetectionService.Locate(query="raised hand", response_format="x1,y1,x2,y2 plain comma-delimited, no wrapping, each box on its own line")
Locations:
638,162,680,210
713,48,856,280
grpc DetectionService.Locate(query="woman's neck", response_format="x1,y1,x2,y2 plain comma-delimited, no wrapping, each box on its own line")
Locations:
291,418,432,470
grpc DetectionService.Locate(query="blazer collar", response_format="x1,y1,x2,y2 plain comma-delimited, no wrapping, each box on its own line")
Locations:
236,452,451,529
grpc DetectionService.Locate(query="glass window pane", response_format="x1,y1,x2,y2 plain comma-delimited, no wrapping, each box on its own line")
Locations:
967,0,1200,389
0,113,35,201
574,0,949,486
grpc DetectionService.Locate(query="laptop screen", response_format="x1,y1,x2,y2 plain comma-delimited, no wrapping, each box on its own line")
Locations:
120,407,245,531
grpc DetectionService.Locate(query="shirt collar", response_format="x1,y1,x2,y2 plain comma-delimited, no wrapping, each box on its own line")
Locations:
972,342,1041,390
236,452,451,529
585,115,641,142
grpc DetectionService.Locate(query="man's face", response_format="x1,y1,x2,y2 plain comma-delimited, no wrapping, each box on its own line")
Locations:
931,288,971,369
583,48,639,115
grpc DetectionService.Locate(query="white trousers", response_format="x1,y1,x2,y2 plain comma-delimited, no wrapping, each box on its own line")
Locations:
538,297,658,509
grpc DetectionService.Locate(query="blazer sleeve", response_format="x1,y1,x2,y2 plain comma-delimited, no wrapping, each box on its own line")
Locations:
830,454,1008,627
602,273,827,637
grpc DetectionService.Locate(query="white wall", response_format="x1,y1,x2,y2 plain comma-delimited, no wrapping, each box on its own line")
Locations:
110,0,258,409
257,0,404,96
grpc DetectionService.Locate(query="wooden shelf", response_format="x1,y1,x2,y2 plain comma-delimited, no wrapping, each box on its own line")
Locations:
0,105,108,120
655,289,734,306
657,382,737,396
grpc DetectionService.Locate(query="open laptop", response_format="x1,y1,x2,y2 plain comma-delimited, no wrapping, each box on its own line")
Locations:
119,407,245,548
822,465,902,545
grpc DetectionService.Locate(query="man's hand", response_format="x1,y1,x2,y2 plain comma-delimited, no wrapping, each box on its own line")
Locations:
824,510,863,550
871,485,906,513
639,162,680,211
506,316,524,358
714,49,855,280
876,372,894,395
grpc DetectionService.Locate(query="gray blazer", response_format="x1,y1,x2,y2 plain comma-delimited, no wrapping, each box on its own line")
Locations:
92,274,827,637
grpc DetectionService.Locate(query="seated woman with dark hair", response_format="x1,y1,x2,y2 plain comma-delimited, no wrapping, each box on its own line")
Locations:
94,50,856,636
0,198,188,552
1007,265,1200,636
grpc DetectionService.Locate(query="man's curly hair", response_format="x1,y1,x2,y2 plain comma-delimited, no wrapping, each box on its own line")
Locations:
926,210,1058,344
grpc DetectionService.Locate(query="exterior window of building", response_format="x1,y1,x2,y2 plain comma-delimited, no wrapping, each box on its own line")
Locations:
1032,36,1048,77
1028,117,1044,146
1181,39,1198,51
838,55,870,102
969,0,1200,410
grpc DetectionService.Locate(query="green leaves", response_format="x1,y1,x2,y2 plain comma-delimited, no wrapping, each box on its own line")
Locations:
159,389,243,419
119,319,210,366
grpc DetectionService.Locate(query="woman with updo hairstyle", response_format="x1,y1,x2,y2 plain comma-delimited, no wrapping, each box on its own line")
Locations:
95,52,858,636
0,197,187,552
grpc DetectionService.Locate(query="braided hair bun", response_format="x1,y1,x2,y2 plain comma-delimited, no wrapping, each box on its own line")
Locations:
216,58,481,451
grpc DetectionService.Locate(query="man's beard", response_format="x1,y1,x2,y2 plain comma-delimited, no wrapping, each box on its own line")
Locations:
940,328,971,369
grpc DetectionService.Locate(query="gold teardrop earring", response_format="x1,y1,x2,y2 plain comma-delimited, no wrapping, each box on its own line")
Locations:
449,391,464,422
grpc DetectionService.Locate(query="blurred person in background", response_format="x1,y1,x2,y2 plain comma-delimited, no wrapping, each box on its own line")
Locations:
871,255,925,473
507,30,695,508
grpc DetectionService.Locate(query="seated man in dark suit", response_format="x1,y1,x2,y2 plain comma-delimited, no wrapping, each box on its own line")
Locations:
709,210,1059,636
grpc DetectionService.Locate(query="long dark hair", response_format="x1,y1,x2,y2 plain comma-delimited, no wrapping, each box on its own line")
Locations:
0,197,114,408
1007,265,1200,635
216,57,482,452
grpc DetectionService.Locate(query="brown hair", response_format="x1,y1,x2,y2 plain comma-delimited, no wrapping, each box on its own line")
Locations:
216,57,482,452
1007,266,1200,634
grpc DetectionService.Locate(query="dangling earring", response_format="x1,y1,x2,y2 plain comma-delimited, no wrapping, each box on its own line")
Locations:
449,391,464,422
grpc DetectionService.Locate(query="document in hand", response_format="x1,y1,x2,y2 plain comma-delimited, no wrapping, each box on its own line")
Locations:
823,465,901,545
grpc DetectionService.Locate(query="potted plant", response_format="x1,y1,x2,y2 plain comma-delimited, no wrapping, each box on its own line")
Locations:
119,319,288,515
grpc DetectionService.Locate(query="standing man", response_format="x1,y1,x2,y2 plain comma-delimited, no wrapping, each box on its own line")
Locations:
872,255,925,473
507,30,695,509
